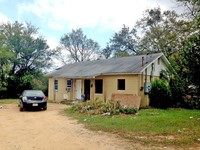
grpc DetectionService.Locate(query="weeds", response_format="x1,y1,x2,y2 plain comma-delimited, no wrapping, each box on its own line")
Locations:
70,98,138,116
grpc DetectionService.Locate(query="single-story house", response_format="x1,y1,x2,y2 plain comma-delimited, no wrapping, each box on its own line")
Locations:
46,53,169,108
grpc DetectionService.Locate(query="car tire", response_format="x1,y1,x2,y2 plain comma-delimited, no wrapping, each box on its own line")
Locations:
19,102,24,111
43,106,47,110
19,106,24,111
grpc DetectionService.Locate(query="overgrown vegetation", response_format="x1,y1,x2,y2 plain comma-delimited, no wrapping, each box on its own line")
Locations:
149,79,172,109
65,108,200,148
70,99,138,116
182,96,200,109
0,22,52,98
149,77,200,109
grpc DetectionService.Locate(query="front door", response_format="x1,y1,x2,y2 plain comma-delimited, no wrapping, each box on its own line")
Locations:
84,80,90,100
76,80,82,99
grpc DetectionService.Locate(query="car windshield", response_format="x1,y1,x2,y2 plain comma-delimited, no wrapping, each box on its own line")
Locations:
24,90,44,97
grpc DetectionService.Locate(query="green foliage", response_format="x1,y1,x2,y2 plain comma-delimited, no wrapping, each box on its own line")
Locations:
31,74,48,95
136,7,191,57
101,43,112,59
182,33,200,95
70,99,138,116
108,24,139,57
166,0,200,101
0,21,52,97
0,35,15,95
169,77,186,107
149,79,172,109
119,106,137,114
167,56,188,106
182,96,200,109
159,70,169,81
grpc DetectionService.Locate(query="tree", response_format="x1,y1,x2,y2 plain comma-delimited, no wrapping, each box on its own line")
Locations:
175,0,200,19
136,7,192,57
57,28,100,64
165,0,200,106
1,22,52,72
0,21,53,97
101,43,112,59
108,25,139,57
168,0,200,94
0,35,15,96
182,30,200,95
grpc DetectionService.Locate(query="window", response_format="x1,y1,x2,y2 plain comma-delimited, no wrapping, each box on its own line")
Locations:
118,79,125,90
95,79,103,94
67,79,72,88
54,80,58,90
67,79,72,92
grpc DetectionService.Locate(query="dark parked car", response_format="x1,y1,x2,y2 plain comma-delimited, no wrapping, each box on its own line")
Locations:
19,90,47,111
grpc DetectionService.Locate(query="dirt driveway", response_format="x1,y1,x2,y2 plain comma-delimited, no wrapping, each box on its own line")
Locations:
0,103,178,150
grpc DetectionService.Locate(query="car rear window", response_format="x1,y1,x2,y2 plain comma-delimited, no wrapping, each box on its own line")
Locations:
24,90,44,96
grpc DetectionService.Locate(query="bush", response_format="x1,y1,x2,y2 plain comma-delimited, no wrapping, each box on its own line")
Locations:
182,96,200,109
169,76,187,107
149,79,172,109
70,99,138,116
120,106,138,114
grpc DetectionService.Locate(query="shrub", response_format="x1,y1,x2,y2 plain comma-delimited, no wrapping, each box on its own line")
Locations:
169,77,187,107
149,79,172,109
69,99,137,116
182,96,200,109
120,106,138,114
71,103,82,112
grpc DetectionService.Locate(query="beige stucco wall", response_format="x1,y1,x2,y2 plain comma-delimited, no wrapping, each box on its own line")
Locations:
48,74,154,107
48,78,72,102
94,75,139,101
48,78,54,101
93,74,154,107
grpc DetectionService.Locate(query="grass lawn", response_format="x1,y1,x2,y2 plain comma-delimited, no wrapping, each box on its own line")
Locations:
65,108,200,148
0,99,18,104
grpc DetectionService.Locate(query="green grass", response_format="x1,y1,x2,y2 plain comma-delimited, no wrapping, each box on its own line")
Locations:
65,108,200,148
0,99,18,104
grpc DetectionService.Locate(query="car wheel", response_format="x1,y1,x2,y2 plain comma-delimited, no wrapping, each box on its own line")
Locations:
19,102,24,111
43,106,47,110
20,106,24,111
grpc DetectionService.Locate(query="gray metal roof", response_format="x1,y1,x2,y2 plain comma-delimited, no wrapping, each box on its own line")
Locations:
47,53,166,78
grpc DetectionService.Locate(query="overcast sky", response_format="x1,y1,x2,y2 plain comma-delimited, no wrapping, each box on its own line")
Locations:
0,0,180,49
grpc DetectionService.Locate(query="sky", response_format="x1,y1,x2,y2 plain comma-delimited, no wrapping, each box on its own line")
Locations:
0,0,180,49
